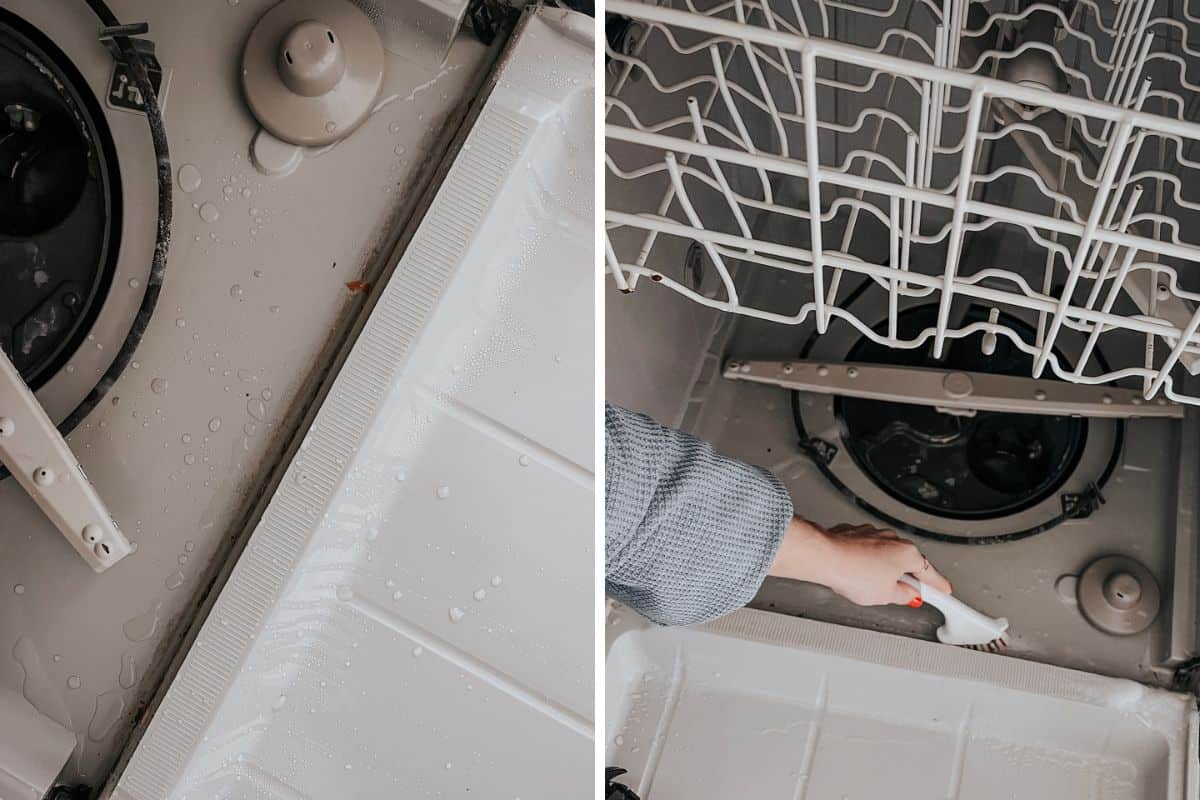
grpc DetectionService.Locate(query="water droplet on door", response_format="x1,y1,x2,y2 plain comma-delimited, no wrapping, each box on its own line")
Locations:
199,203,220,223
119,652,137,689
177,164,202,193
88,689,125,741
448,607,464,622
150,378,168,395
123,604,162,642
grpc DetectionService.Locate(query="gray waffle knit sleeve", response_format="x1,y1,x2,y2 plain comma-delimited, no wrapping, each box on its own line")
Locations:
605,404,794,626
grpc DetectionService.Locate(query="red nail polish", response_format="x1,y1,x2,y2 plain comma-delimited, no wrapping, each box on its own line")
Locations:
908,597,923,608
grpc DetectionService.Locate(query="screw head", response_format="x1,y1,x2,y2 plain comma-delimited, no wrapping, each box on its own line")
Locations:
847,367,859,378
82,524,103,544
0,417,14,437
1034,390,1047,400
816,365,829,377
32,466,55,486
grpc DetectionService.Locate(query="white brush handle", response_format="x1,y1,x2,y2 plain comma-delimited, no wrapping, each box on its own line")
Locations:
900,574,1009,646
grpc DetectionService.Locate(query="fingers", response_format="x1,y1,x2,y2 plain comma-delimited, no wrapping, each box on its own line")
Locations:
892,581,921,606
919,561,953,595
891,538,955,596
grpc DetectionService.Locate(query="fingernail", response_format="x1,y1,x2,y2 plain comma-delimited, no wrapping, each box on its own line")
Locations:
908,597,923,608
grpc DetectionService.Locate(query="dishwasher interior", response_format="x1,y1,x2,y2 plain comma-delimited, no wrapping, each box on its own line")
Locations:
604,0,1200,690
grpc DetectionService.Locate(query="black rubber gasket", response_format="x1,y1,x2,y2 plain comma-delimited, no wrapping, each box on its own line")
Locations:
0,2,171,481
0,7,123,391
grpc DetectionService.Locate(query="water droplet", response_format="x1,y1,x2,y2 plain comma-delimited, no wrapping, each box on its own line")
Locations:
176,317,186,328
388,122,401,133
165,571,186,591
325,121,337,133
183,453,196,466
150,377,168,395
13,584,24,595
119,652,137,689
615,735,625,746
178,554,188,565
392,590,403,601
242,187,252,199
67,676,81,690
518,454,531,467
261,388,273,401
51,654,61,663
128,277,141,289
181,434,192,444
444,762,452,770
269,305,281,314
490,575,502,587
394,144,407,157
230,284,244,300
448,607,464,623
272,694,287,710
208,416,222,432
473,588,486,601
199,202,220,223
123,603,162,642
222,185,234,197
436,486,450,499
177,163,202,193
184,540,195,552
88,689,125,741
395,470,406,482
131,360,140,370
411,646,423,657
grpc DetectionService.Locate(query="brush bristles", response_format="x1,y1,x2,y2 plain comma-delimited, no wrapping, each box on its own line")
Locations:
963,637,1008,653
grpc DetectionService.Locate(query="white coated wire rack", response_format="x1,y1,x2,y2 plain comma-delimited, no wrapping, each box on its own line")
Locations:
604,0,1200,405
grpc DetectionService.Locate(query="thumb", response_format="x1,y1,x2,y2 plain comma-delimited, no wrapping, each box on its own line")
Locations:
892,580,922,607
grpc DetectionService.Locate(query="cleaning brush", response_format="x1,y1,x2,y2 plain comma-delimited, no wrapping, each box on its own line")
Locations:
900,574,1010,652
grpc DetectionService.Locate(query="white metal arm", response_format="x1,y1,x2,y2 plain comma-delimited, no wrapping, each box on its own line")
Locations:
0,348,130,572
724,358,1185,419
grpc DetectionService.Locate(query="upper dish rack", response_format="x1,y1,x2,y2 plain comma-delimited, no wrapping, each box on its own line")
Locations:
605,0,1200,408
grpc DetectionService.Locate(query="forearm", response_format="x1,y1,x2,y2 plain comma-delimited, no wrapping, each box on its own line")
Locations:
604,404,793,626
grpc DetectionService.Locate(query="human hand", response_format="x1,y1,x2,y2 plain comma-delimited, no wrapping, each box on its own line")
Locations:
768,517,952,606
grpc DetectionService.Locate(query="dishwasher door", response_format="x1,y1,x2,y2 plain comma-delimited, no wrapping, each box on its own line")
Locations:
606,608,1199,800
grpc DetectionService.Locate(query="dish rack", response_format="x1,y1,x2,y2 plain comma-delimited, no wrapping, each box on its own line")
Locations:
604,0,1200,411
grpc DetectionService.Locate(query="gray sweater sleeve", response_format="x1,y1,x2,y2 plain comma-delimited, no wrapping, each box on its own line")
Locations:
605,404,794,626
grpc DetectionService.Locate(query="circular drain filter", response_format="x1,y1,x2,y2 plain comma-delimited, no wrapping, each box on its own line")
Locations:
1077,555,1160,636
836,306,1087,521
0,12,121,392
793,302,1122,542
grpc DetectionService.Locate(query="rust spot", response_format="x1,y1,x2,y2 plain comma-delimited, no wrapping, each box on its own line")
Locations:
345,280,371,294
